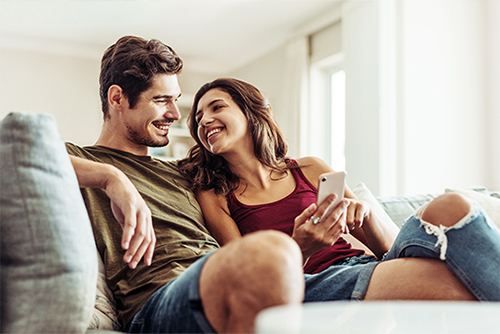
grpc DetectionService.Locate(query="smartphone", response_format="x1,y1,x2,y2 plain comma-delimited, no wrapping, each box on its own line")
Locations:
317,171,346,219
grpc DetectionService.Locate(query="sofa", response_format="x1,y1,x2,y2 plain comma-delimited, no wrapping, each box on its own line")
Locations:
1,112,499,333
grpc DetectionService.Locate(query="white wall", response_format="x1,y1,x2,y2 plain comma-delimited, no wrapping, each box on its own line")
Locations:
0,48,102,146
487,0,500,191
399,0,488,195
0,48,103,145
342,0,382,194
341,0,496,196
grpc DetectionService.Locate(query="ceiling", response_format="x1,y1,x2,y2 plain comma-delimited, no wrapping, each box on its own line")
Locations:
0,0,342,74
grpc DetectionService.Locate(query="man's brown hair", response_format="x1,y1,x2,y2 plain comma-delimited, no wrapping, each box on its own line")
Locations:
99,36,183,118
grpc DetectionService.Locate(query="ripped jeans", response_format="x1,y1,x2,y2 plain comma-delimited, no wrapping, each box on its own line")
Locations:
383,203,500,301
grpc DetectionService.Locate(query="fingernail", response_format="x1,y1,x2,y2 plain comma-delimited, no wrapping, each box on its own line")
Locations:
131,261,137,269
123,242,129,250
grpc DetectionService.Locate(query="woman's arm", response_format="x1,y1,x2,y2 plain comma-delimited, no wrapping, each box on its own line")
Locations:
196,189,242,246
343,186,398,258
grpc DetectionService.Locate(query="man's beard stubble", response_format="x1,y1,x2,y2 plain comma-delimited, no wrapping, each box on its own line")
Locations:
126,125,170,148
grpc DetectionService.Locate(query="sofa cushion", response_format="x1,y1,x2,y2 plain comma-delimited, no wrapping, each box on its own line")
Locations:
0,112,97,333
376,193,439,228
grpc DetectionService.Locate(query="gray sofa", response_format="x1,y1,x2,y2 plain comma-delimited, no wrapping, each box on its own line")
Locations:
1,112,499,333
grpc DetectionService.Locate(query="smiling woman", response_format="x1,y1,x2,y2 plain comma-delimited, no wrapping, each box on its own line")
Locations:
195,89,255,156
179,78,289,196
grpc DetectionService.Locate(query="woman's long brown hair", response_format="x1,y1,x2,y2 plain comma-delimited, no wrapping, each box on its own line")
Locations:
177,78,289,196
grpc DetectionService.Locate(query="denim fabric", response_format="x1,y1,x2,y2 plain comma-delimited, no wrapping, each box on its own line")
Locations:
304,255,379,302
383,204,500,301
305,204,500,303
128,252,216,333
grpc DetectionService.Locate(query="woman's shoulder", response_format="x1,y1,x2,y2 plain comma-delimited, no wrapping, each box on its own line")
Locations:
293,156,335,188
295,156,333,172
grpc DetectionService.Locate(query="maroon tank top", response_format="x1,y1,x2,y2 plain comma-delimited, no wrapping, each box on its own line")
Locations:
227,159,364,274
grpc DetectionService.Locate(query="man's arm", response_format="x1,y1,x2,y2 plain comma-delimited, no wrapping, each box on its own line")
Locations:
69,155,156,269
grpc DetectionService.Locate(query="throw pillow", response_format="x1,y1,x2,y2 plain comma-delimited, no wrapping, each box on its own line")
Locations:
351,182,399,232
348,183,399,255
0,112,97,332
88,250,121,331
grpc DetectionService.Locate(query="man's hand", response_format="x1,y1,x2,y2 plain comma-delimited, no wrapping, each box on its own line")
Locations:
69,155,156,269
105,170,156,269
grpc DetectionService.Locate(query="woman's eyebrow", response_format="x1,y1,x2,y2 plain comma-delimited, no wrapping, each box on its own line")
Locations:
197,99,224,114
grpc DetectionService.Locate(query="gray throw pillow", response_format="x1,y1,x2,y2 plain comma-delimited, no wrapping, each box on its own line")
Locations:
0,112,97,333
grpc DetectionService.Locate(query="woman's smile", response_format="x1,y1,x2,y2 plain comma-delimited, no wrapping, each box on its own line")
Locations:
206,127,224,142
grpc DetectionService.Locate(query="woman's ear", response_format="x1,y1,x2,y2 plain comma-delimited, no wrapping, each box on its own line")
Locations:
107,85,126,112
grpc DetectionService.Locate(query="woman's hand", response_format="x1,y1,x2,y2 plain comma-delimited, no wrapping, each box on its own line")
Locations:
343,197,371,232
291,194,348,261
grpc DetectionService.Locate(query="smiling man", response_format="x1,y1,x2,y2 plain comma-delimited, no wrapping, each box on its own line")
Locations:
65,36,305,333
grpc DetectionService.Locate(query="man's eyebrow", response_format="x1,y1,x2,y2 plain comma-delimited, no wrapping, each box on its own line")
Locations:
152,93,182,100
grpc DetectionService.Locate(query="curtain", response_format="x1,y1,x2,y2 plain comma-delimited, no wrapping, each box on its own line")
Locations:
282,36,309,158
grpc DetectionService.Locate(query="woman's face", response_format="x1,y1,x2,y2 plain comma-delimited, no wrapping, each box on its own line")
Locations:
195,88,252,156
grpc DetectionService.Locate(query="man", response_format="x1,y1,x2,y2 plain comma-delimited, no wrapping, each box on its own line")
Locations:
67,35,496,333
66,36,305,333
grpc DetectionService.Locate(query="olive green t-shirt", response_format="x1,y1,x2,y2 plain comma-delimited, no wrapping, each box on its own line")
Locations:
66,143,219,328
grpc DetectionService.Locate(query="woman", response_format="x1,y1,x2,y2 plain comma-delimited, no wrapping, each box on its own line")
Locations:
178,78,500,301
177,78,397,273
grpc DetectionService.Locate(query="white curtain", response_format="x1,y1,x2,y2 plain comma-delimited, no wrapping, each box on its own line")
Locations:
282,36,309,158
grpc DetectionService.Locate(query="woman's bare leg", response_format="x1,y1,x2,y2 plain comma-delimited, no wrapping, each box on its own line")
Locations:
365,193,476,301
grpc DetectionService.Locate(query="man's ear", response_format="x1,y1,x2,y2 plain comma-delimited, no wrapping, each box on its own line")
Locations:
108,85,127,112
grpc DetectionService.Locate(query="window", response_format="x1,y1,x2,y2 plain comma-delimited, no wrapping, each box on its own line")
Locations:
309,54,346,171
329,69,346,171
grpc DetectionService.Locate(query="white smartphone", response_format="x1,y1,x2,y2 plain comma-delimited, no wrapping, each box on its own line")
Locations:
317,171,346,219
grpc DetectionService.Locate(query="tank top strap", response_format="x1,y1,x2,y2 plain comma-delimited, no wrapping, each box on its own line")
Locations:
286,158,317,193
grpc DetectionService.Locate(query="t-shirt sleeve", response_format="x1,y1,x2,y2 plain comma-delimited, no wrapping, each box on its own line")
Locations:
65,142,82,156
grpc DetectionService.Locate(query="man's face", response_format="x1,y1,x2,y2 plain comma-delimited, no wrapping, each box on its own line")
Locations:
123,74,182,148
